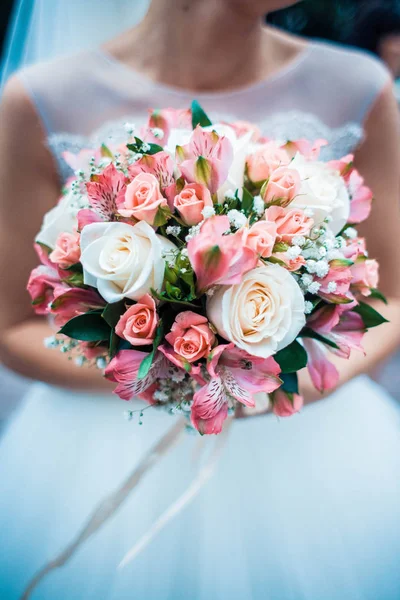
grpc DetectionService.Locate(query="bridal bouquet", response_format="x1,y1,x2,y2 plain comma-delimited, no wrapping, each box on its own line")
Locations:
28,102,387,434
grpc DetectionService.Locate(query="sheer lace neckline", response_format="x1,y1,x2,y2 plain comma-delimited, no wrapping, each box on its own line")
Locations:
94,42,314,100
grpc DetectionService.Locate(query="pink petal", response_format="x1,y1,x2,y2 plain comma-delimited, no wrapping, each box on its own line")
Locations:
191,376,229,435
303,338,339,394
77,208,103,230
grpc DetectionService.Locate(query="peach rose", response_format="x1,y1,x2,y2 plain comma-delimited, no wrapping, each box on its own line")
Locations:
119,173,167,224
351,259,379,296
246,142,290,183
115,294,158,346
165,311,216,363
265,206,313,243
49,231,81,268
244,220,277,259
174,183,213,226
262,167,301,207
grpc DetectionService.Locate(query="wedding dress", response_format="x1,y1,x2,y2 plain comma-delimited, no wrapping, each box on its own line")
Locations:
1,41,400,600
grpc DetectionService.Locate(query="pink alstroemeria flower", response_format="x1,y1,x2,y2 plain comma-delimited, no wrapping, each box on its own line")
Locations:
27,265,61,315
176,126,234,193
187,215,257,292
271,389,304,417
282,138,327,160
141,108,192,144
191,344,281,435
347,170,373,224
328,154,353,180
50,286,106,327
105,350,170,402
307,304,365,359
128,151,176,207
86,163,127,220
303,338,340,394
317,259,353,304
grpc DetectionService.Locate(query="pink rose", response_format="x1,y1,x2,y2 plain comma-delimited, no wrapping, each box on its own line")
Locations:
272,389,303,417
164,311,216,364
119,173,167,224
246,143,290,183
265,206,313,243
27,266,60,315
273,252,306,272
262,167,301,207
49,231,81,268
174,183,213,226
187,215,257,291
244,220,277,258
115,294,158,346
351,259,379,296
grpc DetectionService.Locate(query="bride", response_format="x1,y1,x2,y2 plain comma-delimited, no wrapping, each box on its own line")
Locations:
1,0,400,598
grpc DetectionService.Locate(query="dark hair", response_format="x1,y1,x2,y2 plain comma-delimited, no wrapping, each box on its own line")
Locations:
348,1,400,55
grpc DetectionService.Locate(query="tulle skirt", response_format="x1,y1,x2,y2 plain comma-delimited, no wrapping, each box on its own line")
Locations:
0,375,400,600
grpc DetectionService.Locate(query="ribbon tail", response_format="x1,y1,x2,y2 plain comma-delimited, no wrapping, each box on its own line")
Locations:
20,417,186,600
118,417,233,570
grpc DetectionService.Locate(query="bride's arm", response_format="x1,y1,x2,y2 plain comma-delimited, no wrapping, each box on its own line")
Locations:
0,77,113,391
300,82,400,402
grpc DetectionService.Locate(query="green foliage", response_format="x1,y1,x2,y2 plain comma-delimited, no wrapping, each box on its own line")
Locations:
274,340,308,373
300,328,339,350
137,321,164,380
58,311,111,342
191,100,212,128
280,372,299,394
102,300,127,328
369,288,388,305
241,187,254,216
353,302,388,329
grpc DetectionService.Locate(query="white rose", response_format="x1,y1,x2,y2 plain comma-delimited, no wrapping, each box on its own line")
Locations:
36,189,78,248
80,221,176,303
290,153,350,235
207,263,305,358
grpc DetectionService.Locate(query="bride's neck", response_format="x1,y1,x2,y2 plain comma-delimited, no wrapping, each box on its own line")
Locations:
105,0,301,92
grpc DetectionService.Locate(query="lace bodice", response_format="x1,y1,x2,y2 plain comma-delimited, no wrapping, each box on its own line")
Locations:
17,40,390,184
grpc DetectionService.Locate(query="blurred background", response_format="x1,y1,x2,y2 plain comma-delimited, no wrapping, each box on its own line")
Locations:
0,0,399,429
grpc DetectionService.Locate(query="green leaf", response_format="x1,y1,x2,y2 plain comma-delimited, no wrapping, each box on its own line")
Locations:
300,328,339,350
146,143,164,155
164,264,179,285
241,187,254,215
153,205,172,228
35,241,53,256
61,271,85,288
273,242,289,253
369,288,388,305
353,302,388,329
274,340,308,373
109,330,121,359
151,288,198,308
102,300,127,328
165,281,182,299
191,100,212,128
101,144,114,159
137,321,164,380
280,372,299,394
58,312,111,341
62,262,83,273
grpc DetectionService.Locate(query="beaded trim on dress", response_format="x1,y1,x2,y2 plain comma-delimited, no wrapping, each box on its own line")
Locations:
47,111,363,183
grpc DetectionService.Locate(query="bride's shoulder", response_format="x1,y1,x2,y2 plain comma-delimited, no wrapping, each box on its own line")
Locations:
309,39,391,92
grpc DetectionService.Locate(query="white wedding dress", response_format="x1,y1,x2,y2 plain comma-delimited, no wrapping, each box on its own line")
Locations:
1,41,400,600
